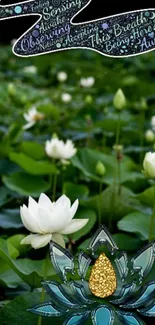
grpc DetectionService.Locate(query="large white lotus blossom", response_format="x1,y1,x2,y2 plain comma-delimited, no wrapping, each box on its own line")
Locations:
143,152,155,179
45,137,77,161
80,77,95,88
57,71,68,82
20,194,88,249
23,106,44,130
61,93,72,103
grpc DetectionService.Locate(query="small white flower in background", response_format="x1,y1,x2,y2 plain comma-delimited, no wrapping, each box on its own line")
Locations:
151,116,155,131
145,130,155,143
20,194,88,249
80,77,95,88
23,66,37,74
113,89,126,111
11,38,17,46
61,93,72,103
45,136,76,161
23,106,44,130
143,152,155,179
57,71,68,82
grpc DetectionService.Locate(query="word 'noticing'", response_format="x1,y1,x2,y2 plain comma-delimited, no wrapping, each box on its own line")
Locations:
0,0,155,57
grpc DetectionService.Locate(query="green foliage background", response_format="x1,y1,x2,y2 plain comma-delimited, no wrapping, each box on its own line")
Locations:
0,45,155,323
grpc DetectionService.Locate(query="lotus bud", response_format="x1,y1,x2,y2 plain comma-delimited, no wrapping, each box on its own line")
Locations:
113,89,126,111
143,152,155,179
85,95,93,104
96,161,106,176
8,83,16,96
57,71,68,82
145,130,155,143
140,97,148,111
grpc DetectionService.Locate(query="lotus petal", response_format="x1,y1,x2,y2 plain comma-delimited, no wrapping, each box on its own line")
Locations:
42,281,79,308
131,243,155,279
91,306,114,325
114,252,129,282
70,281,93,305
78,252,91,279
110,283,137,305
138,301,155,317
89,226,118,255
122,281,155,309
28,302,64,317
116,310,145,325
50,241,74,282
64,313,89,325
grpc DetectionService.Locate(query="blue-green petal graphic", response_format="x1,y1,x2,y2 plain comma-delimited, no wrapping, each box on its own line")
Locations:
89,226,118,255
114,252,128,281
50,241,74,282
64,313,89,325
91,306,114,325
28,302,64,317
42,281,79,308
29,227,155,325
116,311,145,325
70,281,93,305
123,282,155,309
138,302,155,317
78,252,91,279
131,243,155,279
110,283,136,305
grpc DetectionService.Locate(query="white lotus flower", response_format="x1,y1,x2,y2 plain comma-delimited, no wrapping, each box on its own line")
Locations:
23,65,37,74
143,152,155,179
151,116,155,131
20,194,88,249
23,106,44,130
45,136,77,161
80,77,95,88
57,71,68,82
61,93,72,103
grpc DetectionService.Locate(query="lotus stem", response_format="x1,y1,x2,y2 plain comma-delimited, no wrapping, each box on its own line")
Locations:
115,113,122,196
139,110,145,165
149,184,155,243
37,251,49,325
52,172,58,202
98,180,103,226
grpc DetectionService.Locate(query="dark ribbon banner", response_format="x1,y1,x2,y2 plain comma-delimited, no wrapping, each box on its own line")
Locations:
0,0,155,57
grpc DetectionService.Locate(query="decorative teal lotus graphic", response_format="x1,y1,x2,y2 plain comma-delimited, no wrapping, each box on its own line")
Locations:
29,226,155,324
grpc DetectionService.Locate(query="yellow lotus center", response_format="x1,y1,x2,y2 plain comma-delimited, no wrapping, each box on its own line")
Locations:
89,253,117,298
33,114,44,121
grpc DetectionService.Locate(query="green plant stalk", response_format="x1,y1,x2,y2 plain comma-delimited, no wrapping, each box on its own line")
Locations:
52,172,58,201
98,180,103,227
108,186,115,231
149,184,155,243
102,133,107,151
116,112,121,147
115,112,122,196
117,158,121,196
109,113,121,231
139,110,145,166
37,251,49,325
49,173,53,189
